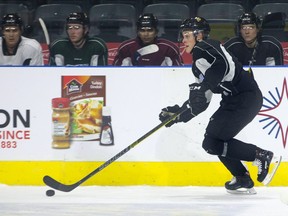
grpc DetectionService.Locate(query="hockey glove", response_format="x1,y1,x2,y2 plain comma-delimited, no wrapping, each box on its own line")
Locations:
159,102,194,127
189,83,209,116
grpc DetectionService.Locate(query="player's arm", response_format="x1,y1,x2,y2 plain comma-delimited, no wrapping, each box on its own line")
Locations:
112,45,130,66
48,42,57,65
159,81,213,128
113,51,133,66
30,44,44,66
274,41,284,65
22,41,44,66
188,81,212,116
94,38,108,66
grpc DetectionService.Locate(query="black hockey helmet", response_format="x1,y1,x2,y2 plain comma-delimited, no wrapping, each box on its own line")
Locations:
137,13,158,30
66,12,89,26
178,16,210,42
238,12,261,29
1,13,23,29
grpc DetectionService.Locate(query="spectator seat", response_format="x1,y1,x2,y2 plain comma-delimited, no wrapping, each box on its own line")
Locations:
89,3,137,42
143,3,190,42
261,12,287,42
253,3,288,21
32,4,82,43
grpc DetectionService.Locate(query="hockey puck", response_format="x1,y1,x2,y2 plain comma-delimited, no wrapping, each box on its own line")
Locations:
46,189,55,197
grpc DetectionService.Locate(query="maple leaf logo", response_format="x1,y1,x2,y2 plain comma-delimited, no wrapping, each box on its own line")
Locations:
258,78,288,148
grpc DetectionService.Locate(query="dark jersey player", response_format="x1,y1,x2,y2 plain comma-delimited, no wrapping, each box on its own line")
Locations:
159,17,278,194
112,13,183,66
49,12,108,66
224,12,283,66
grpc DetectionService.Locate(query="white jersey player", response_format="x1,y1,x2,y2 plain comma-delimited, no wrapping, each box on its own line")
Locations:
0,13,43,66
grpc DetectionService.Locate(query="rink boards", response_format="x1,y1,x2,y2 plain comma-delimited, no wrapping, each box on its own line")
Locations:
0,66,287,186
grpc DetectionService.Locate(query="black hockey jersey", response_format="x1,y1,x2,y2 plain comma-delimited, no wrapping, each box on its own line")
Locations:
192,39,257,95
223,36,283,66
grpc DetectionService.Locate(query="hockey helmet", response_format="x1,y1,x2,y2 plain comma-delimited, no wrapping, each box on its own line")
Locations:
1,13,23,29
238,12,261,29
178,16,210,41
137,13,158,30
66,12,89,26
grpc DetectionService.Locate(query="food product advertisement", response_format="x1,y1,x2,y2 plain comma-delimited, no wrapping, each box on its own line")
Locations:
61,76,106,142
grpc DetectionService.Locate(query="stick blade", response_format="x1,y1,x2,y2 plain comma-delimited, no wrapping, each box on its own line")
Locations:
43,175,76,192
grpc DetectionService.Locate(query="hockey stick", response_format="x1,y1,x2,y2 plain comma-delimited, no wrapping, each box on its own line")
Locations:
43,103,190,192
134,44,159,64
38,18,50,65
137,44,159,56
38,18,50,45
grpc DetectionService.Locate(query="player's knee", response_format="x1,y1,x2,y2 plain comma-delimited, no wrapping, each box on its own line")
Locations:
202,134,223,156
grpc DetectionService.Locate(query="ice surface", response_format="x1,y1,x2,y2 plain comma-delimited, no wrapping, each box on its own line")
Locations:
0,185,288,216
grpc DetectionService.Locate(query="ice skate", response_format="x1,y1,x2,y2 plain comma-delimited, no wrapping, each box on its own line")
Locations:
253,148,281,185
225,173,256,195
253,151,282,185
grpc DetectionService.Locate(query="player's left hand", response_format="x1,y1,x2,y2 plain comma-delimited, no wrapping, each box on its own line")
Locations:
159,102,195,127
159,104,181,127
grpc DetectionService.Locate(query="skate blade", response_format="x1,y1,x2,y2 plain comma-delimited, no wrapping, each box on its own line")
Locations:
226,187,257,195
262,155,282,186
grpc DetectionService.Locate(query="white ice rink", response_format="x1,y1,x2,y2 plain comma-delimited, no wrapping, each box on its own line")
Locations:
1,185,288,216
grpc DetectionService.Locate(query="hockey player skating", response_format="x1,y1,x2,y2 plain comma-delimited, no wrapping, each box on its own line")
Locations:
0,13,43,66
224,12,283,66
159,17,280,194
112,13,183,66
49,12,108,66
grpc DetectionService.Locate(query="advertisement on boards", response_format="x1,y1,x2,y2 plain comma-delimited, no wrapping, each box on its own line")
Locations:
0,67,287,162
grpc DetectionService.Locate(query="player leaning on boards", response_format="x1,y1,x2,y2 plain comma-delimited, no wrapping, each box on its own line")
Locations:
49,12,108,66
112,13,183,66
224,12,283,66
0,13,43,66
159,17,280,194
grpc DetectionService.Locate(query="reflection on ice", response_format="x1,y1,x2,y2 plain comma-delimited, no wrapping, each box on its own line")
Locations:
0,185,288,216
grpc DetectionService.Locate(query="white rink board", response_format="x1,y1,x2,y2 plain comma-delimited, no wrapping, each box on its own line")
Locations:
0,66,287,162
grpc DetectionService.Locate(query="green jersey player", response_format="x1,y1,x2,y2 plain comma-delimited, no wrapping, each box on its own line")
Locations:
49,12,108,66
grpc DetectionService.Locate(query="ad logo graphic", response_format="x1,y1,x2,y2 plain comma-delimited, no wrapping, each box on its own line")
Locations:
66,79,82,95
258,78,288,148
